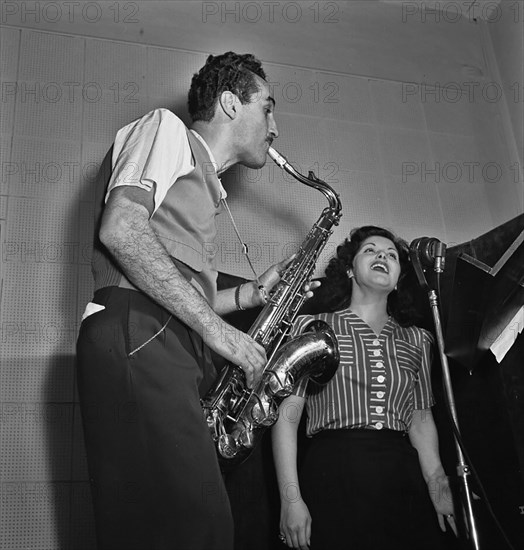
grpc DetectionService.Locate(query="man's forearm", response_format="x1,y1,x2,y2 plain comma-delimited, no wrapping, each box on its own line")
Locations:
100,195,219,338
98,188,267,383
215,281,261,316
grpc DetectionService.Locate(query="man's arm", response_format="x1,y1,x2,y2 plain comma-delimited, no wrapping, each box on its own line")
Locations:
214,255,294,316
99,184,266,386
214,282,264,316
214,256,319,317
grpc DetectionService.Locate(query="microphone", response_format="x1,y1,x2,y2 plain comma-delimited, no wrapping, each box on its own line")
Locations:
410,237,447,272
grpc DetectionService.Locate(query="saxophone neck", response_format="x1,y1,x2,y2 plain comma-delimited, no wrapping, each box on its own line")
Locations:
268,147,342,218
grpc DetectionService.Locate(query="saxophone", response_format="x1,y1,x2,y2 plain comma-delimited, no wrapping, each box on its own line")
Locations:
202,147,342,467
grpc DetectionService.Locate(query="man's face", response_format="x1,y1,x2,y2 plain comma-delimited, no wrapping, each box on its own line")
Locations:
235,75,278,169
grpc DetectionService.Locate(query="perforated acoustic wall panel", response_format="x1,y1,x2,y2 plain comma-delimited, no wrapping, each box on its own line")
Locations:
0,5,521,547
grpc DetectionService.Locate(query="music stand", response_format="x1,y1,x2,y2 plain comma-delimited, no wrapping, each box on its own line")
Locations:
445,227,524,372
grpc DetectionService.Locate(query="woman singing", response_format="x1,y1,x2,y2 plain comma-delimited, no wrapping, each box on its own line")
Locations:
272,226,457,550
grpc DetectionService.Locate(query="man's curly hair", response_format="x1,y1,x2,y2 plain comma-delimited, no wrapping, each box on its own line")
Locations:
188,52,267,122
323,226,419,326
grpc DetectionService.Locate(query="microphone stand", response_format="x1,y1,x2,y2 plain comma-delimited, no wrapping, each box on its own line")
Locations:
410,248,481,550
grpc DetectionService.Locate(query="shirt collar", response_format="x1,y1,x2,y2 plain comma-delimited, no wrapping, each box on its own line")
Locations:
339,309,398,338
190,129,227,200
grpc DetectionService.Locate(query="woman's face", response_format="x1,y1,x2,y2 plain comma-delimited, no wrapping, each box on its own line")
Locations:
349,235,401,294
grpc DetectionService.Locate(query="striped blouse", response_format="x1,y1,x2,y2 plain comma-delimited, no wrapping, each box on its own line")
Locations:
292,309,435,436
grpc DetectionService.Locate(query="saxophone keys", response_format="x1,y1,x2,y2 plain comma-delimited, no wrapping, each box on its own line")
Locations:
251,399,279,427
266,370,294,398
239,429,255,449
218,434,238,459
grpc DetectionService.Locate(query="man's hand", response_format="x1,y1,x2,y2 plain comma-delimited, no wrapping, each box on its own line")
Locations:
202,317,266,387
247,256,321,308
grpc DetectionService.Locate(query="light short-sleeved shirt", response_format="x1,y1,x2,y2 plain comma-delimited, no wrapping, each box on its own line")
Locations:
106,108,227,212
92,109,227,304
292,310,435,436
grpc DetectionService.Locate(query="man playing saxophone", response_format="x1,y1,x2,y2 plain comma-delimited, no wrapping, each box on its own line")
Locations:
76,51,301,550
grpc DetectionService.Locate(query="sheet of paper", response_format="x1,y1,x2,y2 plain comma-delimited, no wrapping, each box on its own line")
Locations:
490,306,524,363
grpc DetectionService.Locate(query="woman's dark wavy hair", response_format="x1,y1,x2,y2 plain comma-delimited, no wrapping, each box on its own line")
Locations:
323,226,419,326
188,52,266,122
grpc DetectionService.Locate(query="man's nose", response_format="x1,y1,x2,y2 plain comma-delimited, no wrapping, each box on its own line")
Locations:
269,117,279,139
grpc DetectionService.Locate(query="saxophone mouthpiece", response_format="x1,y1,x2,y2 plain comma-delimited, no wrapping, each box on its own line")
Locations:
267,146,287,168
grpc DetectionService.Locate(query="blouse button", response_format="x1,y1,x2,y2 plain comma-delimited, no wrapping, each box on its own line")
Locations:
377,391,385,398
373,339,380,346
375,422,384,430
376,406,384,414
377,375,385,383
376,361,384,368
373,350,381,356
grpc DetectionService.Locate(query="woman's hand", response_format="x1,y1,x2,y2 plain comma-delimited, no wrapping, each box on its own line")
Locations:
408,410,458,537
427,474,458,536
279,499,311,549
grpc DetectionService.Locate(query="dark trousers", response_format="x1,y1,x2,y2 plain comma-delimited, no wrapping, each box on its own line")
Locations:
76,287,233,550
301,429,446,550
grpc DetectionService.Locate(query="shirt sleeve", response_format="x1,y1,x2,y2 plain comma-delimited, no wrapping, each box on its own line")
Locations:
413,328,435,409
106,109,194,214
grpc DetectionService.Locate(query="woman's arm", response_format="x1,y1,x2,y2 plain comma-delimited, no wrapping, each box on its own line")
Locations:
272,394,311,549
409,408,457,535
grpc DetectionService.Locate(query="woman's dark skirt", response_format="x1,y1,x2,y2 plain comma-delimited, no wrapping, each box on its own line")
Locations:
300,429,445,550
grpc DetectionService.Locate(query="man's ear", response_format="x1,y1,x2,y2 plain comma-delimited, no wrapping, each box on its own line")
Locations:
218,91,238,120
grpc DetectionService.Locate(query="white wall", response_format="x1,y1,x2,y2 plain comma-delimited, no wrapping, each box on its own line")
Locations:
0,1,522,548
487,0,524,168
